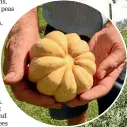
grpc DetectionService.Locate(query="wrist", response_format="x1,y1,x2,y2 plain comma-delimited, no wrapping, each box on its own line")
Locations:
8,8,40,40
8,26,40,40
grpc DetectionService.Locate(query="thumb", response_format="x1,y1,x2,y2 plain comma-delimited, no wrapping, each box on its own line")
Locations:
3,47,28,85
97,49,126,79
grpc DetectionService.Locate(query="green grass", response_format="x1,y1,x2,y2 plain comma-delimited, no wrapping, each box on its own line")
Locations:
5,86,98,126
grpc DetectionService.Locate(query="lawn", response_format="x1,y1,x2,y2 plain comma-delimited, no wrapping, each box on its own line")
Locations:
1,5,99,126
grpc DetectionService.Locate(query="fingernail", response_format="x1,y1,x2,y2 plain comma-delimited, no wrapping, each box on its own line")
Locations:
98,70,106,79
4,72,16,80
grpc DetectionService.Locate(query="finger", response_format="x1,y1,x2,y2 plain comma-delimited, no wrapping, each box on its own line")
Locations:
67,98,79,107
67,98,86,107
3,41,28,84
11,80,56,106
101,59,126,77
43,103,62,109
97,48,126,79
80,63,124,102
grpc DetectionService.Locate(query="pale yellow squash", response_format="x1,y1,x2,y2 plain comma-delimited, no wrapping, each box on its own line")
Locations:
28,31,96,102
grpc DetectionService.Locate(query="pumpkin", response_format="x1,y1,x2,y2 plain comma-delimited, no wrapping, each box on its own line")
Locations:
28,31,96,102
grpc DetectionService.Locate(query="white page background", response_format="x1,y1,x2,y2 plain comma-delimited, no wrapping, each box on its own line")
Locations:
0,0,124,127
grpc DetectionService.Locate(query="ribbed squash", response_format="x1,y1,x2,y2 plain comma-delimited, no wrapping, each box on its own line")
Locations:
28,31,96,102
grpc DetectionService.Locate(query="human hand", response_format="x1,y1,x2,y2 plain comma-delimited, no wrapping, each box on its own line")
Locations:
3,8,62,109
67,22,126,107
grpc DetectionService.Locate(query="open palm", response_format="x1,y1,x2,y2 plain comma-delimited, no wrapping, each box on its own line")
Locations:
67,22,126,107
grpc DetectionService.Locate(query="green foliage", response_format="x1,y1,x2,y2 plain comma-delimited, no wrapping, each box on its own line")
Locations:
38,5,47,38
116,19,127,46
85,82,127,127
